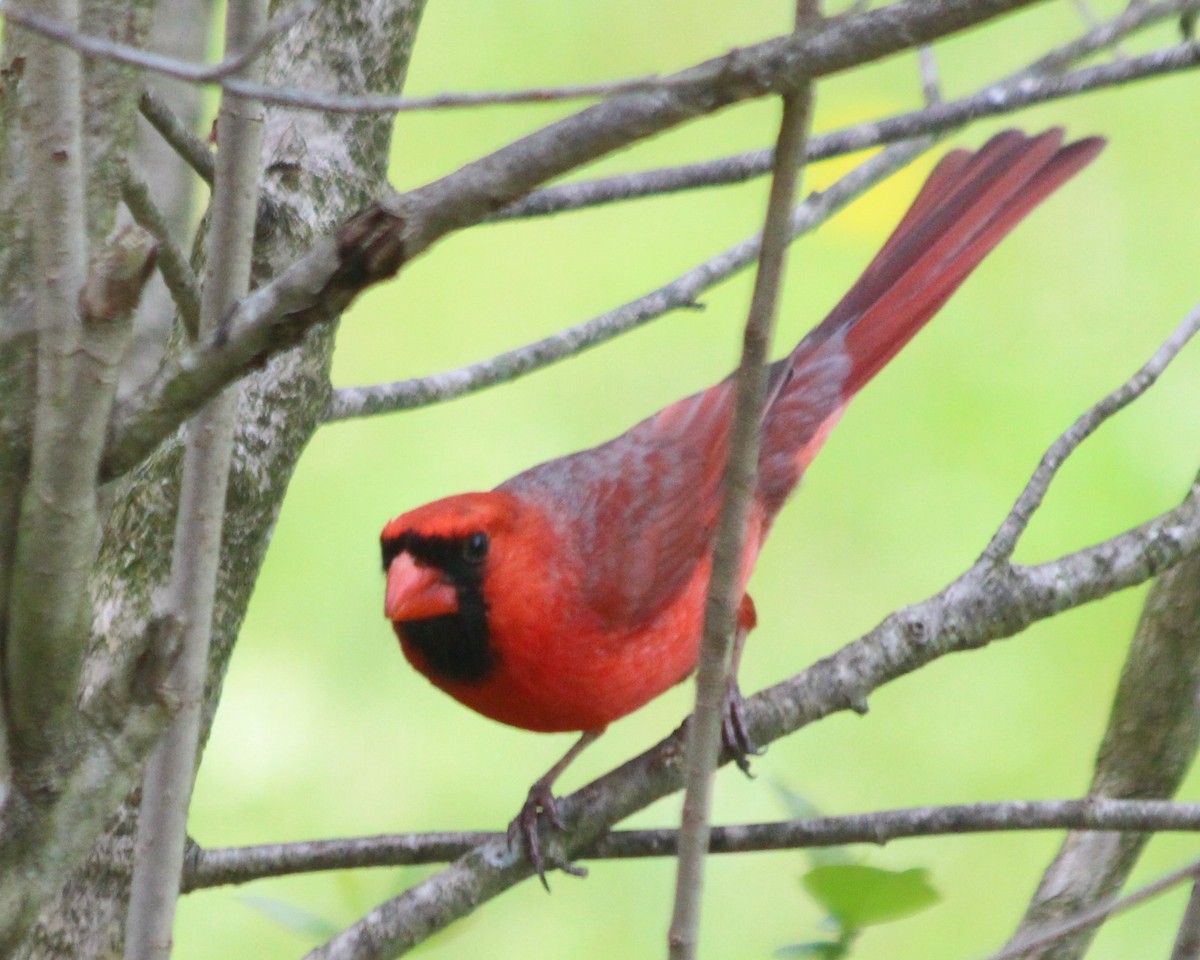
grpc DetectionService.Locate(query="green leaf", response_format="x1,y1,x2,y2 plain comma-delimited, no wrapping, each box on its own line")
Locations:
802,864,940,930
773,940,849,960
240,895,343,940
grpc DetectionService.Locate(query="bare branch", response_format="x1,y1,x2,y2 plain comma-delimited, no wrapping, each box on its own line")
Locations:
325,139,930,422
215,0,322,81
138,89,215,185
123,1,269,955
1,0,319,87
118,162,202,339
0,223,155,943
669,11,816,953
985,304,1200,563
0,0,669,113
183,798,1200,890
988,858,1200,960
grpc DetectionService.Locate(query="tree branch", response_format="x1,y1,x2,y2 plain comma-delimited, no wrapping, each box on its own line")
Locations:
123,1,269,955
118,161,202,339
330,46,1200,420
183,798,1200,891
493,0,1198,222
669,4,816,951
984,303,1200,562
302,302,1200,960
0,222,156,947
137,89,215,185
90,0,1056,481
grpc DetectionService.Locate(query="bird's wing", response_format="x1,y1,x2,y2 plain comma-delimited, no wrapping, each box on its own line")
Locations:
500,378,737,627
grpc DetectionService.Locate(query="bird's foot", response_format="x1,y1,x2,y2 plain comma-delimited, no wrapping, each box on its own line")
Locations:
721,679,762,776
508,781,585,890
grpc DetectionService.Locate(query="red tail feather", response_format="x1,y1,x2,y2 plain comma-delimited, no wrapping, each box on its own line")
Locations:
757,129,1104,520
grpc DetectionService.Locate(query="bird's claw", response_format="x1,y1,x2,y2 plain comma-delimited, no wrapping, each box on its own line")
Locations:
508,781,567,890
721,679,762,776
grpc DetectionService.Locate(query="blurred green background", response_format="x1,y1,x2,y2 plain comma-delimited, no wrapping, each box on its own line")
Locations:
179,1,1200,957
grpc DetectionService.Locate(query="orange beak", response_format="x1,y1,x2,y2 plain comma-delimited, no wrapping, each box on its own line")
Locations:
385,553,458,622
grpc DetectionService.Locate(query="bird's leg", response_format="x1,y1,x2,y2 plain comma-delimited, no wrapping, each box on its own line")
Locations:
721,594,762,775
509,727,605,889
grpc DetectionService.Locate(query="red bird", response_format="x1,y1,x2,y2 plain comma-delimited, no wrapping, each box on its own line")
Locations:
382,129,1103,880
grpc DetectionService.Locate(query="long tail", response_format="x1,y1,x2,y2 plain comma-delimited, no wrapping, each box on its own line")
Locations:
757,128,1105,520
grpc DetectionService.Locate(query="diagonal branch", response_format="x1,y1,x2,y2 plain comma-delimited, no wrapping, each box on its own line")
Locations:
118,161,202,339
999,508,1200,958
138,89,215,185
984,303,1200,562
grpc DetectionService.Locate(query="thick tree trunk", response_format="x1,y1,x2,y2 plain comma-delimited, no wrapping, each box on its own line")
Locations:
1,1,426,956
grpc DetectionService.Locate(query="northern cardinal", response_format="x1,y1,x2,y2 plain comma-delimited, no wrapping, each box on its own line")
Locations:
382,129,1103,882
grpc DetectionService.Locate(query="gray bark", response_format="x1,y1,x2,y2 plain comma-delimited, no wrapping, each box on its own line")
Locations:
0,1,426,956
1003,547,1200,959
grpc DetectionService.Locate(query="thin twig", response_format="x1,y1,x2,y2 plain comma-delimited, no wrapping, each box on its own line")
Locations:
118,162,202,338
182,798,1200,891
138,89,215,184
987,857,1200,960
983,302,1200,563
122,1,269,956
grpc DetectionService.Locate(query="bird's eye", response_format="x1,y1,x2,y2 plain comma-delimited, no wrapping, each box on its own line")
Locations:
462,532,489,564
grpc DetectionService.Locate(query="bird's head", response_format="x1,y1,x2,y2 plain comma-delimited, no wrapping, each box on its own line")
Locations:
380,491,521,624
